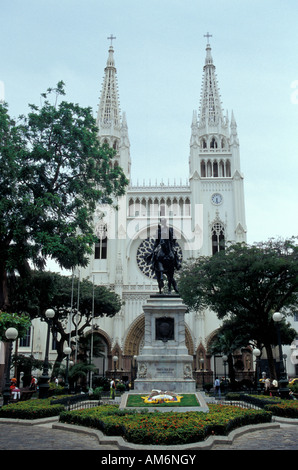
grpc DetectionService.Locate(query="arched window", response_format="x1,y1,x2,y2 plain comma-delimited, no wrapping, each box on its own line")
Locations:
95,236,107,259
128,199,134,216
219,160,225,177
200,161,206,177
95,224,108,259
226,160,231,177
207,160,212,177
213,160,218,177
211,222,225,255
210,137,217,149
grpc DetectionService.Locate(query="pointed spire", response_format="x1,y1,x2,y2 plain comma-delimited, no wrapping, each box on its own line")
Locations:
120,111,130,149
230,111,239,146
190,110,199,147
198,38,225,129
96,38,131,178
205,43,213,66
97,39,121,130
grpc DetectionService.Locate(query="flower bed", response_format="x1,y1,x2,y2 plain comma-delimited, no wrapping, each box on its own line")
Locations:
0,399,64,420
264,401,298,419
59,404,272,446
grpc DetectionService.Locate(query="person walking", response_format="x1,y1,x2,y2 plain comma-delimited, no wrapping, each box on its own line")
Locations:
110,379,116,399
214,377,221,399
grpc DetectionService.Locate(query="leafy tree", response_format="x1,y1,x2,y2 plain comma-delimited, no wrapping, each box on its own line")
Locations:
0,82,128,310
12,354,45,387
208,317,296,385
8,271,122,371
207,320,251,387
178,237,298,379
54,362,96,390
76,332,106,363
0,311,31,341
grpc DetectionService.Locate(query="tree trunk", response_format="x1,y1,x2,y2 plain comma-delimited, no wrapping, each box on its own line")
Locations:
228,353,236,388
1,265,10,311
53,332,67,375
264,341,277,380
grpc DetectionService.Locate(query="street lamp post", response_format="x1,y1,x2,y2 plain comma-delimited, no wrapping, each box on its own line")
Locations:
273,312,289,399
253,348,261,394
39,308,55,399
222,355,228,394
131,355,137,389
113,355,118,381
3,327,18,405
200,357,205,390
64,346,72,394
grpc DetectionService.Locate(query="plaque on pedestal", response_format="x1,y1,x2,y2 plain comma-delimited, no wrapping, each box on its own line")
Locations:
134,295,196,393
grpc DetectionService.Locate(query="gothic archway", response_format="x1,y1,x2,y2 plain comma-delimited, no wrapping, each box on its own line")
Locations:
123,314,145,356
83,328,112,377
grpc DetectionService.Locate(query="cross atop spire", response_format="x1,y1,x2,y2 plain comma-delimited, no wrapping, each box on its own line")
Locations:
204,32,212,44
107,34,116,46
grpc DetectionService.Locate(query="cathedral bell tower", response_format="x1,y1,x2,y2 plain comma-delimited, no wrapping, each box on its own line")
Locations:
92,36,130,291
96,35,131,178
189,34,247,256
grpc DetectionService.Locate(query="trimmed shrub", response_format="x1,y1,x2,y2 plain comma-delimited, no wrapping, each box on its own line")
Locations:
264,401,298,419
0,399,64,419
59,403,272,445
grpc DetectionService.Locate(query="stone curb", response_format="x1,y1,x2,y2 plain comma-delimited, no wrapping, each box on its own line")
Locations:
0,414,297,449
52,421,281,450
0,416,59,426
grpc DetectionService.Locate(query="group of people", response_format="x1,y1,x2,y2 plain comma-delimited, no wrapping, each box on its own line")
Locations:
9,375,38,401
213,373,280,399
109,378,130,398
261,374,278,394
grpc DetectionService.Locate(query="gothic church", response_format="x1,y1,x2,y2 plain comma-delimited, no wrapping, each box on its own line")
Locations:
79,35,248,383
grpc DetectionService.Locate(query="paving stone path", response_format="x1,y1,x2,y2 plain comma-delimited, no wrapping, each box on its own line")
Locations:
0,421,297,450
211,423,298,450
0,422,117,450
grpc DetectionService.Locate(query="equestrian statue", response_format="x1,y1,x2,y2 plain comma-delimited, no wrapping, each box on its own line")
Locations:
146,219,181,294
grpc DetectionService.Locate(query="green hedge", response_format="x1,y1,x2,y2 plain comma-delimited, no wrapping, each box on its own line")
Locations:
225,393,298,419
0,399,64,419
59,404,272,445
264,401,298,419
225,393,282,408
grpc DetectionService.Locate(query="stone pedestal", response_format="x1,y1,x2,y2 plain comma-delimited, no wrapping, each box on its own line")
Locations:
134,295,196,393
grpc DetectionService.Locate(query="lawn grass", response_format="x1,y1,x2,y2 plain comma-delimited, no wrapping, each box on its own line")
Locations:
126,393,200,407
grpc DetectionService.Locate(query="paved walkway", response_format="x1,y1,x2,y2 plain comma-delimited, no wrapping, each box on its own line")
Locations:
0,422,117,450
211,423,298,450
0,419,297,450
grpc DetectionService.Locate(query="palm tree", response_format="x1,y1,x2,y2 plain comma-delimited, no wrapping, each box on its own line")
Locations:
54,362,96,391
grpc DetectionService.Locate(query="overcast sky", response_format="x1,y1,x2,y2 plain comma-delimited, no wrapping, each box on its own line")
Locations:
1,0,298,246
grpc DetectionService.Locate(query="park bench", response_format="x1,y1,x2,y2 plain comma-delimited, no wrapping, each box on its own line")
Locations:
19,388,35,401
11,388,35,402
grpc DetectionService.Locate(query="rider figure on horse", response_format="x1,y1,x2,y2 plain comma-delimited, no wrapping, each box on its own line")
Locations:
146,218,181,294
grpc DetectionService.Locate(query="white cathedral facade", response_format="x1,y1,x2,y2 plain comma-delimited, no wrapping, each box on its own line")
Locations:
3,38,260,387
77,38,248,384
